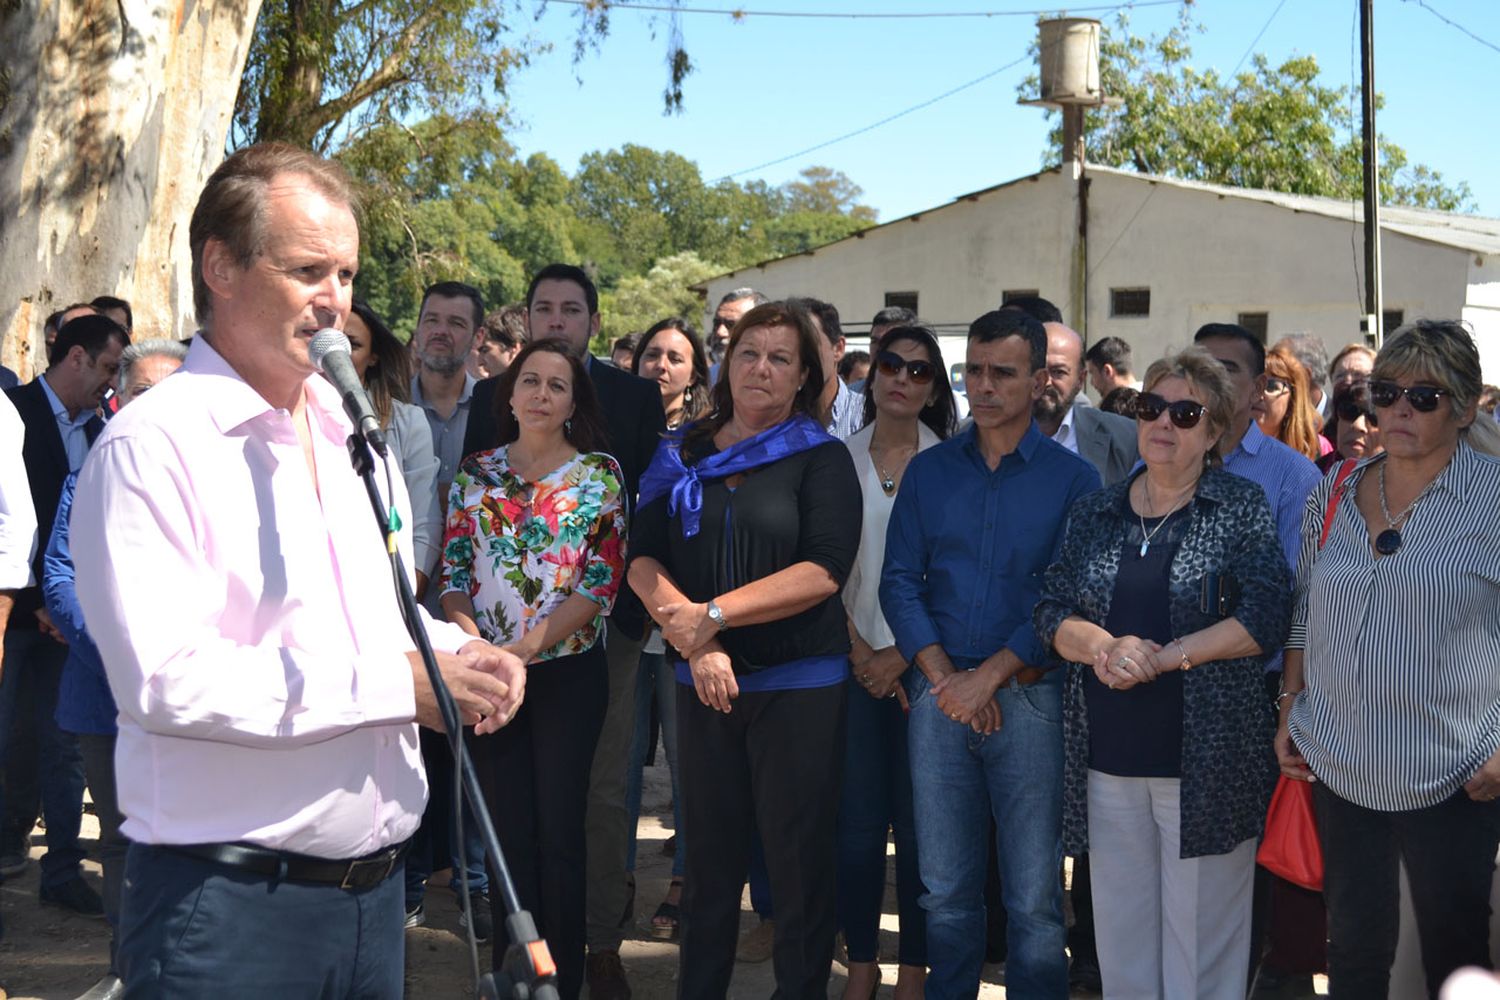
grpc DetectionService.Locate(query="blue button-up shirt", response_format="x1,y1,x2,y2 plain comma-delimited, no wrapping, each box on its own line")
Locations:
42,472,115,734
39,374,94,472
826,379,864,441
1221,422,1322,572
880,422,1101,668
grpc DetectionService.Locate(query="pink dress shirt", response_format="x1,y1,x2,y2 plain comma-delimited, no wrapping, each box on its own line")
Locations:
71,337,471,859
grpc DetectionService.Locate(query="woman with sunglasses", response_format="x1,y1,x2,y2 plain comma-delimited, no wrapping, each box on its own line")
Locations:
1317,383,1383,473
440,339,626,999
836,326,957,1000
1277,320,1500,998
1254,346,1331,463
1035,346,1291,1000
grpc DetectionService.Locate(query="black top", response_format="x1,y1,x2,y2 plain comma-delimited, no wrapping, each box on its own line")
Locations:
629,437,861,673
1084,503,1189,777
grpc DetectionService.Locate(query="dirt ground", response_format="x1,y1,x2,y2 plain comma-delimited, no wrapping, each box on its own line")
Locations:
0,755,1021,1000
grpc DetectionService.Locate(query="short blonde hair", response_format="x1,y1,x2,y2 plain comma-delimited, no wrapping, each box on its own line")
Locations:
1141,346,1238,461
1330,342,1376,377
1373,320,1482,420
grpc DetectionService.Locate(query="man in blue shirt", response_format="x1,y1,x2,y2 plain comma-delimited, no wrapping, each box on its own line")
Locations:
1193,324,1322,573
881,309,1100,999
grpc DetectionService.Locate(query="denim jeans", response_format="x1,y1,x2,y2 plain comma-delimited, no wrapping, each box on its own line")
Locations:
837,673,925,966
625,649,683,877
906,668,1068,1000
0,629,85,889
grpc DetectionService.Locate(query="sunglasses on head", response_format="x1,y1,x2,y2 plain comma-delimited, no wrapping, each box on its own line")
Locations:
1334,396,1379,426
1133,392,1205,429
874,350,936,385
1368,380,1449,413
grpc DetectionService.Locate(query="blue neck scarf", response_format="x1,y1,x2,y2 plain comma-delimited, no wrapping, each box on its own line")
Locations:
638,414,834,537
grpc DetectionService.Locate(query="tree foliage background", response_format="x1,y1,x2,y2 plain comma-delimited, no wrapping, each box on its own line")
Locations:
1025,9,1474,212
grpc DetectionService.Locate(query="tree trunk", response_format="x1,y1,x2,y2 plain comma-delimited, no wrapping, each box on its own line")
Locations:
0,0,262,379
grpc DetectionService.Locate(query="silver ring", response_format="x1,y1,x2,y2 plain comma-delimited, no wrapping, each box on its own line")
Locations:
1116,656,1135,669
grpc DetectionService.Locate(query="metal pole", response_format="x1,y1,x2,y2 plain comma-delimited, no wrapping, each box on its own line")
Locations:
1360,0,1384,348
1065,104,1088,334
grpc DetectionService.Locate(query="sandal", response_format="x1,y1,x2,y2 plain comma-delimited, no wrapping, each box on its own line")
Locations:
650,879,683,940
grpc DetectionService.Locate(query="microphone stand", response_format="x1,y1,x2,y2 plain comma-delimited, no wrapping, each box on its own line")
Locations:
346,433,559,1000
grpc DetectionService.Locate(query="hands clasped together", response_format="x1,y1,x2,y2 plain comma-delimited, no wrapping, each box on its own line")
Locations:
1092,635,1166,691
411,640,527,736
657,600,738,714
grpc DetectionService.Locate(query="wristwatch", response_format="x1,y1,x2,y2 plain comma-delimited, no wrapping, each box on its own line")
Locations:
706,599,729,632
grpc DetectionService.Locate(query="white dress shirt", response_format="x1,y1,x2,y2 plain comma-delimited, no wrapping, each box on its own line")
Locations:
72,337,471,858
0,392,37,589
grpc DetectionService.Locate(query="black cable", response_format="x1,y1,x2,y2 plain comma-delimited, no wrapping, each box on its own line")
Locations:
549,0,1181,18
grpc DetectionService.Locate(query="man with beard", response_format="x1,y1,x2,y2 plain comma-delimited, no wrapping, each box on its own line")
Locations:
411,282,486,506
406,279,495,941
1007,298,1137,486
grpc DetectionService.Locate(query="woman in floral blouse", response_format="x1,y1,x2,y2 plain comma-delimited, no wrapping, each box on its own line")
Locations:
441,338,625,1000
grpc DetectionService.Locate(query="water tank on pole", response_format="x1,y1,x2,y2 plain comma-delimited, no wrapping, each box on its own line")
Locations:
1037,18,1104,105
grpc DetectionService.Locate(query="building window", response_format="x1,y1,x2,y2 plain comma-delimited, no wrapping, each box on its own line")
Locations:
1001,289,1039,306
1383,309,1405,332
1110,288,1150,318
1237,312,1269,342
885,291,918,314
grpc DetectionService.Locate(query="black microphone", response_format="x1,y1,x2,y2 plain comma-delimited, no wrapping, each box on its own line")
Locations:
309,328,388,457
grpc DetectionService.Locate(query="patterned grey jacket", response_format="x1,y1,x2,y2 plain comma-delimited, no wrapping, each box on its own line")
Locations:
1034,465,1293,859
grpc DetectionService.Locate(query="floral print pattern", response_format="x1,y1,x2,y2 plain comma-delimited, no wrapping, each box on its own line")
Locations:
441,447,626,659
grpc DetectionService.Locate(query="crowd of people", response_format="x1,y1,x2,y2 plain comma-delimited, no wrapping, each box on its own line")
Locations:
1,141,1499,1000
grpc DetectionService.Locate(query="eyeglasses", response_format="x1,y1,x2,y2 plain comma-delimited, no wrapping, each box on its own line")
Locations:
874,351,936,385
1334,396,1379,427
1133,392,1205,429
712,315,735,330
1262,377,1291,397
1368,380,1449,413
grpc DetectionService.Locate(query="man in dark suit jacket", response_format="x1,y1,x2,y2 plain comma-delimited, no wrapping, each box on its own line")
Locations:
462,264,663,1000
1034,320,1140,487
1,314,127,919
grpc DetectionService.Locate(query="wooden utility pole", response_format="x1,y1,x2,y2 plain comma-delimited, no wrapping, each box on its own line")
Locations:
1360,0,1385,348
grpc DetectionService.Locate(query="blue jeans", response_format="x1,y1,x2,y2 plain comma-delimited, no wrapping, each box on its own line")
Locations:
625,650,683,877
906,668,1068,999
837,673,925,965
405,729,488,908
0,629,85,889
118,843,404,998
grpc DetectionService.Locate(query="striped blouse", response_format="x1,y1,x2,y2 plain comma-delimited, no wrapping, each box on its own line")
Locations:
1286,442,1500,811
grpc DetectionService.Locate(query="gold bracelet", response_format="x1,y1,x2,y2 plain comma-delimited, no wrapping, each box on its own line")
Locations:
1173,638,1192,671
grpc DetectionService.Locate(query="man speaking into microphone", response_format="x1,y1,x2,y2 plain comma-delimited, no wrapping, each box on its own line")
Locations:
71,143,525,997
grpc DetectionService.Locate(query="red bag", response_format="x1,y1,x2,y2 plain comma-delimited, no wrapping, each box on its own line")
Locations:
1257,775,1323,890
1257,460,1352,892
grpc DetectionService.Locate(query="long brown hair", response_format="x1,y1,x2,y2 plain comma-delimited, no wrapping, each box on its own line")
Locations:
490,340,610,455
632,317,711,428
1263,346,1322,461
682,301,826,460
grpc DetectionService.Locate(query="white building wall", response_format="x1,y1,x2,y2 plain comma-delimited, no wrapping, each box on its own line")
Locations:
704,167,1481,389
1466,254,1500,384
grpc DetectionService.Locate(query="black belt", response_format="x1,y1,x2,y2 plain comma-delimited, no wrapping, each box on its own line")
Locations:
167,839,410,890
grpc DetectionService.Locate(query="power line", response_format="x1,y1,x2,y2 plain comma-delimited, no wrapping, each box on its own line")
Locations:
716,53,1031,179
1405,0,1500,55
1230,0,1290,76
548,0,1181,19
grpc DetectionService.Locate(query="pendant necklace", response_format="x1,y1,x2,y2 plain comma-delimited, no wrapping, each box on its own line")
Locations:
1137,476,1193,558
872,441,915,496
1375,463,1438,556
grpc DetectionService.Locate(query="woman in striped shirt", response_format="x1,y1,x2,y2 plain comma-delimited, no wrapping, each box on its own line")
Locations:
1276,320,1500,999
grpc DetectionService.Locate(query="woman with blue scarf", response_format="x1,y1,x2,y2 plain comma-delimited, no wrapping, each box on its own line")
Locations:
629,301,862,1000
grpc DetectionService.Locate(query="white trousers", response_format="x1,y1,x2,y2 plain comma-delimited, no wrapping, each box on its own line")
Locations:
1086,770,1257,1000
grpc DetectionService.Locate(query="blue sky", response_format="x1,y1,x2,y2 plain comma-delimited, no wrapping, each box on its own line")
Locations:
500,0,1498,222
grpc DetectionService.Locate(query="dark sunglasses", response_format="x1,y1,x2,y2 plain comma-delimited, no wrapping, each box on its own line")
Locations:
1368,380,1449,413
1262,376,1291,397
1334,396,1379,427
874,350,936,385
1133,392,1205,429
